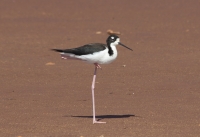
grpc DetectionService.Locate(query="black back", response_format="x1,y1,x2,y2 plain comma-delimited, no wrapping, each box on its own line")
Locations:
54,43,106,56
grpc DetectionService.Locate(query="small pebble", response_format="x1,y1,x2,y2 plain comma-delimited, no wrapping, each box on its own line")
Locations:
185,29,190,32
96,31,102,34
107,29,121,35
45,62,55,65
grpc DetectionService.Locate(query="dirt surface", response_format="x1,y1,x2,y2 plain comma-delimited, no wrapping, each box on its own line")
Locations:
0,0,200,137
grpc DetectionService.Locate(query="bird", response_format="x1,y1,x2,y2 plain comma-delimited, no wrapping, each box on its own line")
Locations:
52,35,132,124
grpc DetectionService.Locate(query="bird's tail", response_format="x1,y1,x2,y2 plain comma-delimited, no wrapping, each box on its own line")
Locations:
51,49,64,52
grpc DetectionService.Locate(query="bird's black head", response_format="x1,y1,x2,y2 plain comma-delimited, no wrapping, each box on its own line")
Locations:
106,35,133,51
106,35,119,45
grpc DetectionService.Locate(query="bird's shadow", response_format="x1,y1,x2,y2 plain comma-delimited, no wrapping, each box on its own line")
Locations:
63,114,137,121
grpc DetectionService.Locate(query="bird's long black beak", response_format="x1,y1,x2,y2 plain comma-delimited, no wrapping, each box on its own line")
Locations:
118,42,133,51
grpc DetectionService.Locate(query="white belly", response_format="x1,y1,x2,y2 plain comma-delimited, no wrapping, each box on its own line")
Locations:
61,47,118,64
79,47,118,64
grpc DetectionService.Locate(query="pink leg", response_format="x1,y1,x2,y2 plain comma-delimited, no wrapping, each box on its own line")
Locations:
91,66,106,124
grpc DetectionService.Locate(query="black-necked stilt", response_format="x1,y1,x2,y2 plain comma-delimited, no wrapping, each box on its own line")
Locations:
52,35,132,124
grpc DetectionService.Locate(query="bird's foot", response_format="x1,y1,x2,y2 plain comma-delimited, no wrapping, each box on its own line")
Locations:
93,120,106,124
94,63,101,69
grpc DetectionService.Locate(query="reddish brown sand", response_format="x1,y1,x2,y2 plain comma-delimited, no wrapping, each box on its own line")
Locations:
0,0,200,136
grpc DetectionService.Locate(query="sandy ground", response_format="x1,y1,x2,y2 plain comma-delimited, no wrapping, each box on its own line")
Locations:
0,0,200,136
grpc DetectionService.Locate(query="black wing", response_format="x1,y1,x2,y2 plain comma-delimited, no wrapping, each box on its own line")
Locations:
52,43,106,56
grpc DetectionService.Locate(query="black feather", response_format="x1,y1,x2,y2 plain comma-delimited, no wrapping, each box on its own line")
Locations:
51,49,64,52
52,43,106,56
